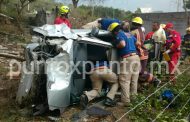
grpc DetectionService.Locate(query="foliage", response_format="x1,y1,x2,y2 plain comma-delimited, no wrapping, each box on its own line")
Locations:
69,5,134,28
30,0,58,11
72,0,79,8
126,68,190,121
135,8,142,14
184,0,190,9
0,0,57,18
63,0,106,8
79,5,133,20
0,0,10,12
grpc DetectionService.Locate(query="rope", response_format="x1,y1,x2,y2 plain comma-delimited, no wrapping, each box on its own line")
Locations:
152,81,190,122
115,66,190,122
173,97,190,121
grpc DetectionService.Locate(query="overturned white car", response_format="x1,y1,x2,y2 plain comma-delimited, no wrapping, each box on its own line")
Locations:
16,24,118,115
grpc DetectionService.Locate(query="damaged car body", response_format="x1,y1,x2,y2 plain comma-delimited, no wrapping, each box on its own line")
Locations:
16,24,118,115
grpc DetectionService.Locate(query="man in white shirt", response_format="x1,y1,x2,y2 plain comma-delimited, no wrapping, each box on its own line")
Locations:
152,22,166,61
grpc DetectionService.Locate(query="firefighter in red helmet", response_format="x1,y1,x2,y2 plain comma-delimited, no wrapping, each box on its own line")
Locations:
164,22,181,84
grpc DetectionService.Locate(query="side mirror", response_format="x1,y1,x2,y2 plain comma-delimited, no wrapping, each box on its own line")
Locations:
89,27,99,37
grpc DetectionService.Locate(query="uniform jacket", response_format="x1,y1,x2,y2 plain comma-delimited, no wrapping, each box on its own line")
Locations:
131,28,148,60
165,30,181,53
152,27,166,44
54,17,72,28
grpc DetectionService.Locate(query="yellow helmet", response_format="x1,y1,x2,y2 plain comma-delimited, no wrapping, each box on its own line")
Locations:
160,24,166,29
108,22,120,32
132,17,143,25
59,5,70,14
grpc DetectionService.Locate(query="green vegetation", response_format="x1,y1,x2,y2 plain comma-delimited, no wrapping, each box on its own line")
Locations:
0,0,134,29
78,5,133,20
69,5,134,28
125,65,190,122
184,0,190,9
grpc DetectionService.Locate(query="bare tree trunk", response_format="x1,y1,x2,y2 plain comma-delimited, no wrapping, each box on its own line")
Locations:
72,0,79,8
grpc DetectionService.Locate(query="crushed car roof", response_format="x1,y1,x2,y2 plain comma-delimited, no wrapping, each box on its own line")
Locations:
33,24,113,47
33,24,78,39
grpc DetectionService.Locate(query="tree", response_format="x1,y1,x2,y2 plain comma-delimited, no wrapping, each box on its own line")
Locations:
135,8,141,14
184,0,190,9
67,0,106,8
0,0,10,12
14,0,36,31
72,0,79,8
15,0,36,21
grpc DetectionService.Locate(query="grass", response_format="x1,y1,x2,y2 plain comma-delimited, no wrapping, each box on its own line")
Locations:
126,64,190,122
0,64,189,122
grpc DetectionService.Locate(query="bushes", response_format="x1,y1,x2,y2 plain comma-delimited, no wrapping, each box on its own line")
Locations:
127,69,190,121
78,5,133,20
70,5,134,28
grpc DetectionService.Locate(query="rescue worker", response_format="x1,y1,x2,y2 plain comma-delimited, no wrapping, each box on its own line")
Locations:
98,18,121,30
130,17,161,86
54,5,72,28
182,27,190,59
152,22,166,61
108,22,141,106
121,20,130,32
164,23,181,84
80,61,119,109
145,31,154,62
145,32,154,41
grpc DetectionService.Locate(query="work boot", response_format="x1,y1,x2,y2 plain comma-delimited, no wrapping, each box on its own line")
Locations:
153,78,161,87
104,97,116,107
80,94,88,110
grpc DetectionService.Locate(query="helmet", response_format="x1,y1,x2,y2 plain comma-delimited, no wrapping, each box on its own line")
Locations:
165,23,173,29
160,24,166,29
161,90,174,102
108,22,120,32
59,5,70,14
186,27,190,32
132,17,143,25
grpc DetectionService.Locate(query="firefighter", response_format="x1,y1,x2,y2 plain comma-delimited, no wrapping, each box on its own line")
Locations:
164,23,181,84
145,32,154,41
98,18,121,30
130,17,161,87
54,5,72,28
145,31,154,62
108,22,141,106
183,27,190,59
80,61,119,109
121,20,130,32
